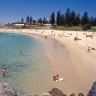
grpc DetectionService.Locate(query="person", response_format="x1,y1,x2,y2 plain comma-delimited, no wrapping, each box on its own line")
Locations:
53,76,56,81
87,46,90,53
2,68,7,76
20,50,23,54
74,36,77,41
91,47,96,50
52,74,59,81
45,36,47,39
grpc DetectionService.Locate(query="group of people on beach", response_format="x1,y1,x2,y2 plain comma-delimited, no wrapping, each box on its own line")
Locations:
87,46,96,53
52,74,64,81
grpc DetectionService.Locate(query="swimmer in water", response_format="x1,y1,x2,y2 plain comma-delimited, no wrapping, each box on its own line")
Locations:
2,68,7,76
20,50,23,54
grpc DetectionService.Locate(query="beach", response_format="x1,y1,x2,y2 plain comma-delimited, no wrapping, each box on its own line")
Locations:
0,28,96,95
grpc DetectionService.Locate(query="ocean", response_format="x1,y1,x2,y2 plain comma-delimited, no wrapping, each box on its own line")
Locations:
0,32,53,95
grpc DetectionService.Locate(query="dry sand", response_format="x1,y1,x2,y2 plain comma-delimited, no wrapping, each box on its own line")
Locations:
0,28,96,95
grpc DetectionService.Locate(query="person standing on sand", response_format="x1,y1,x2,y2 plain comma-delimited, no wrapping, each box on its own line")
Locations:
87,46,91,53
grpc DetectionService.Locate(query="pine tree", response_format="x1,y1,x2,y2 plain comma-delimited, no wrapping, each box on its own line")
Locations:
65,8,71,26
89,16,94,26
56,11,62,26
37,18,43,23
21,17,24,23
93,17,96,26
33,20,36,23
50,12,55,25
29,16,33,24
43,17,47,24
70,11,77,26
76,13,80,26
26,15,30,23
61,14,65,26
81,12,89,26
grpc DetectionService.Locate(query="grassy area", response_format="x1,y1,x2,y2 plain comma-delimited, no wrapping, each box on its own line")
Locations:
51,26,96,32
51,26,82,31
89,26,96,32
7,25,96,32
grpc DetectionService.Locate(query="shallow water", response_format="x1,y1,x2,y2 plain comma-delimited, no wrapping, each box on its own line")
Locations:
0,32,53,95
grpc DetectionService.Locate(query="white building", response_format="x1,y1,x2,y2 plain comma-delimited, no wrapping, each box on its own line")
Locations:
14,23,25,26
43,24,51,27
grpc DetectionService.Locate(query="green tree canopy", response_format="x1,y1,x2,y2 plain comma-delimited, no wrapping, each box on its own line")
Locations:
26,15,30,23
81,12,89,26
70,11,77,26
37,18,43,23
50,12,55,25
56,11,62,26
65,8,71,26
29,16,33,24
21,17,24,23
43,17,48,24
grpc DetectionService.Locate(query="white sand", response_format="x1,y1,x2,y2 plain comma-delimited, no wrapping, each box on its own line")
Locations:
0,28,96,95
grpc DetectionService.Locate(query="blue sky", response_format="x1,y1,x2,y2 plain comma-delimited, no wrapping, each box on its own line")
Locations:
0,0,95,23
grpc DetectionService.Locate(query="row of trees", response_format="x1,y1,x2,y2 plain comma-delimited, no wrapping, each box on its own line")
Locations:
17,8,96,27
19,16,48,24
50,8,96,27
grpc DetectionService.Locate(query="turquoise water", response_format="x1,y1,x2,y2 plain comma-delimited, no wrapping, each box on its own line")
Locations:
0,32,52,95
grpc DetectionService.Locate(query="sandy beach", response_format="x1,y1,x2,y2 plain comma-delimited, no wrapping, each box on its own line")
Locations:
0,28,96,95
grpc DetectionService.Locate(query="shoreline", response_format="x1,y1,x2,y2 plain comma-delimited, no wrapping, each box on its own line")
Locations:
0,28,96,95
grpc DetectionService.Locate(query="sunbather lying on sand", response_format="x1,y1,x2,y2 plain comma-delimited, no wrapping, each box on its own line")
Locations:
52,74,64,81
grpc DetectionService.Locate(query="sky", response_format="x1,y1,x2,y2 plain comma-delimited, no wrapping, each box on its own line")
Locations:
0,0,95,23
